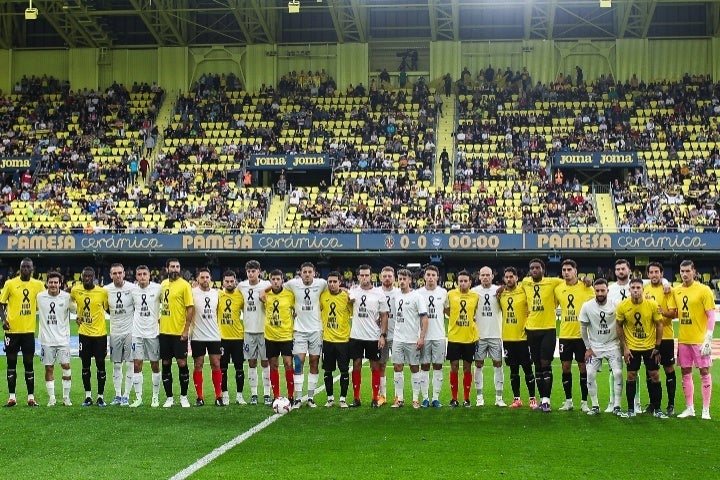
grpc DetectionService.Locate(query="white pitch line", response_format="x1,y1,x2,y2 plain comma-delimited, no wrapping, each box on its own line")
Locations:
169,361,366,480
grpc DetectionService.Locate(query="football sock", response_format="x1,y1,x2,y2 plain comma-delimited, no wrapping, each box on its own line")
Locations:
294,373,304,399
324,370,334,396
24,370,34,395
542,367,553,398
307,373,319,398
522,364,536,398
510,372,521,398
625,379,637,409
450,371,459,400
494,366,504,397
133,372,144,401
211,369,222,398
701,374,712,408
339,371,349,398
285,370,295,399
6,368,17,394
162,364,173,397
124,361,134,398
379,376,386,397
463,371,472,401
248,367,258,395
82,367,91,392
269,369,280,398
474,367,484,398
579,372,588,401
607,369,614,404
178,365,189,396
562,372,572,400
371,369,381,400
236,368,244,393
587,366,598,406
682,373,694,407
262,365,271,395
420,370,430,400
352,370,361,400
97,367,106,396
649,380,662,410
534,367,544,398
411,371,422,401
394,371,404,401
665,370,676,407
221,368,228,392
193,370,204,399
430,370,442,400
62,369,72,399
151,372,161,398
611,368,623,408
46,380,55,399
113,363,123,397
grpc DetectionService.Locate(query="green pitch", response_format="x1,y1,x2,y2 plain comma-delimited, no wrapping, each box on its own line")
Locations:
1,358,719,480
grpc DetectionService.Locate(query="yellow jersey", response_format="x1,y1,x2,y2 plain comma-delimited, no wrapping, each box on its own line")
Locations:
522,276,563,330
498,287,528,341
71,285,109,337
218,289,245,340
320,289,352,343
0,277,44,334
643,283,674,340
447,289,479,344
669,281,715,344
159,278,194,335
616,298,661,350
555,281,595,339
264,288,295,342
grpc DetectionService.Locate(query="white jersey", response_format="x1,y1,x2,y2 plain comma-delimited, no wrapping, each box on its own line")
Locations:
417,286,448,341
132,282,162,338
393,289,428,344
104,281,138,336
285,277,327,333
608,279,653,304
579,299,619,352
191,287,220,342
238,279,271,334
349,286,389,341
471,284,502,339
37,290,73,347
380,286,400,340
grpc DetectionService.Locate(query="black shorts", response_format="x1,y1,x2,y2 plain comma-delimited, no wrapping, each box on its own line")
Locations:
660,339,675,367
559,338,586,363
79,334,108,361
627,349,660,372
322,341,350,372
446,341,476,363
265,339,293,359
159,334,188,360
190,340,222,358
220,339,245,366
3,332,35,356
503,340,531,367
349,338,381,362
526,329,556,363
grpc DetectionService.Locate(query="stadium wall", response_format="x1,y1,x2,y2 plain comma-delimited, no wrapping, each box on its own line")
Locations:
2,38,719,93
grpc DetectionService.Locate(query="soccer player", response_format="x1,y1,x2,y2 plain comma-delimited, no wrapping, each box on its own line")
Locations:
521,258,563,412
190,268,223,406
218,270,246,405
238,260,272,405
37,272,75,407
129,265,162,408
159,258,195,408
263,269,296,403
104,263,138,406
0,258,44,407
284,262,327,408
417,265,448,408
554,259,594,412
579,278,623,415
320,271,353,408
667,260,715,420
377,266,399,406
498,267,537,409
471,266,505,407
348,264,389,408
390,269,428,409
445,270,480,408
616,278,666,418
644,262,677,416
71,266,110,407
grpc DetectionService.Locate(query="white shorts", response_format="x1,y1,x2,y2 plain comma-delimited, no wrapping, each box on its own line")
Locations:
474,338,503,362
587,348,623,375
244,332,267,361
393,341,421,366
293,330,322,356
420,339,446,365
110,332,133,363
132,337,160,362
40,345,70,366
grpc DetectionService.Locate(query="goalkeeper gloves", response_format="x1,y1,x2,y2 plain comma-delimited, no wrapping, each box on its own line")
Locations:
700,331,713,357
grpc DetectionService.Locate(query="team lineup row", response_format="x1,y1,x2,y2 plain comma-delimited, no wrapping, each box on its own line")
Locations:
0,257,714,418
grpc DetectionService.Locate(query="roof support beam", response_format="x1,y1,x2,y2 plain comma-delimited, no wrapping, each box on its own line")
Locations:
127,0,187,46
33,0,113,48
326,0,366,43
429,0,459,41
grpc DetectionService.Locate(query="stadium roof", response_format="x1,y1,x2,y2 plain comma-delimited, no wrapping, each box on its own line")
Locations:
1,0,719,49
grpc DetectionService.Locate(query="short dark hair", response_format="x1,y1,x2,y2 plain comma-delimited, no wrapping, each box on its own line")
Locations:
269,269,283,278
593,278,608,287
646,261,664,274
245,260,261,270
327,271,341,281
504,266,518,276
629,277,644,286
561,259,577,269
166,258,180,268
47,271,63,282
223,270,236,278
529,258,545,270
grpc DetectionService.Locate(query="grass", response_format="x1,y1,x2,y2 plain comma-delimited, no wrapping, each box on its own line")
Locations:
1,357,719,480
